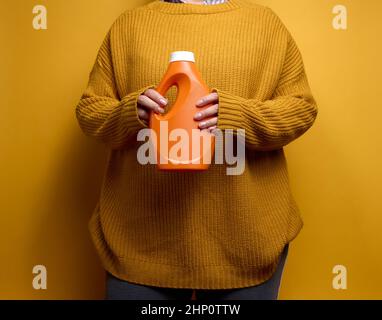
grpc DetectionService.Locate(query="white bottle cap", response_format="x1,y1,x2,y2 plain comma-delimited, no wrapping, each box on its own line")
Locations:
169,51,195,63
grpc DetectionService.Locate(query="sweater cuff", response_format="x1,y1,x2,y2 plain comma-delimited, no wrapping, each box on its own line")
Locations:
120,84,156,131
212,88,247,131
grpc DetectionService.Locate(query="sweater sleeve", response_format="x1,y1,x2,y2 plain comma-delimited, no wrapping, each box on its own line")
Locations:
212,33,318,152
75,30,155,150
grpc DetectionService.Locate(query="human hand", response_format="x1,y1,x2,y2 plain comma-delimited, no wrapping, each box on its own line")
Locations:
137,88,168,122
194,92,219,133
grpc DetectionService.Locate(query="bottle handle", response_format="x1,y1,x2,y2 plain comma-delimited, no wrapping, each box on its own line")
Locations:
154,73,190,120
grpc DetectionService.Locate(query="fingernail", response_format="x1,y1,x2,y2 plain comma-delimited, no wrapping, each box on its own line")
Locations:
196,99,204,105
194,112,202,120
200,121,206,127
160,98,168,106
157,107,165,114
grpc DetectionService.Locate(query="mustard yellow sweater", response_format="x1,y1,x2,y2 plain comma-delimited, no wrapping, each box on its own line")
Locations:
76,0,318,289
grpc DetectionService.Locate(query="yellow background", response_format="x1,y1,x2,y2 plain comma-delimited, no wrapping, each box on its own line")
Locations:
1,0,381,299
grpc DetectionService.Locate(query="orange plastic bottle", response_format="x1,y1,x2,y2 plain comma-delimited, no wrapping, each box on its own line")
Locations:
149,51,215,171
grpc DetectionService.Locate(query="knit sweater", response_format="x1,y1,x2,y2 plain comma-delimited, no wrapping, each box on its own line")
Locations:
76,0,318,289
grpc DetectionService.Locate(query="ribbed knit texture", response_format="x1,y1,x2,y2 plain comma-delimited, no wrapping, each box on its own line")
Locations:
76,0,318,289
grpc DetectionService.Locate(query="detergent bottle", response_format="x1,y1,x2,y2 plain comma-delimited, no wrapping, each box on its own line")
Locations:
149,51,215,171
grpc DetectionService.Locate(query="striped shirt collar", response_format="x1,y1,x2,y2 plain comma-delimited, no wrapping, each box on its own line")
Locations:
163,0,227,4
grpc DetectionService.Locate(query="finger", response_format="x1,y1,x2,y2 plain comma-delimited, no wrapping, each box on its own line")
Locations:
137,107,149,120
194,104,219,120
144,88,168,107
200,128,210,135
137,95,165,114
198,117,218,130
208,125,217,133
210,127,220,136
196,92,219,107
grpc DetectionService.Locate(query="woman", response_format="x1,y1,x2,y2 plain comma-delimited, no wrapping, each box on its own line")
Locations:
76,0,318,300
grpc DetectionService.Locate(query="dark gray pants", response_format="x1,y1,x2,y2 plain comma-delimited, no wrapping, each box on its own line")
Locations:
106,244,289,300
